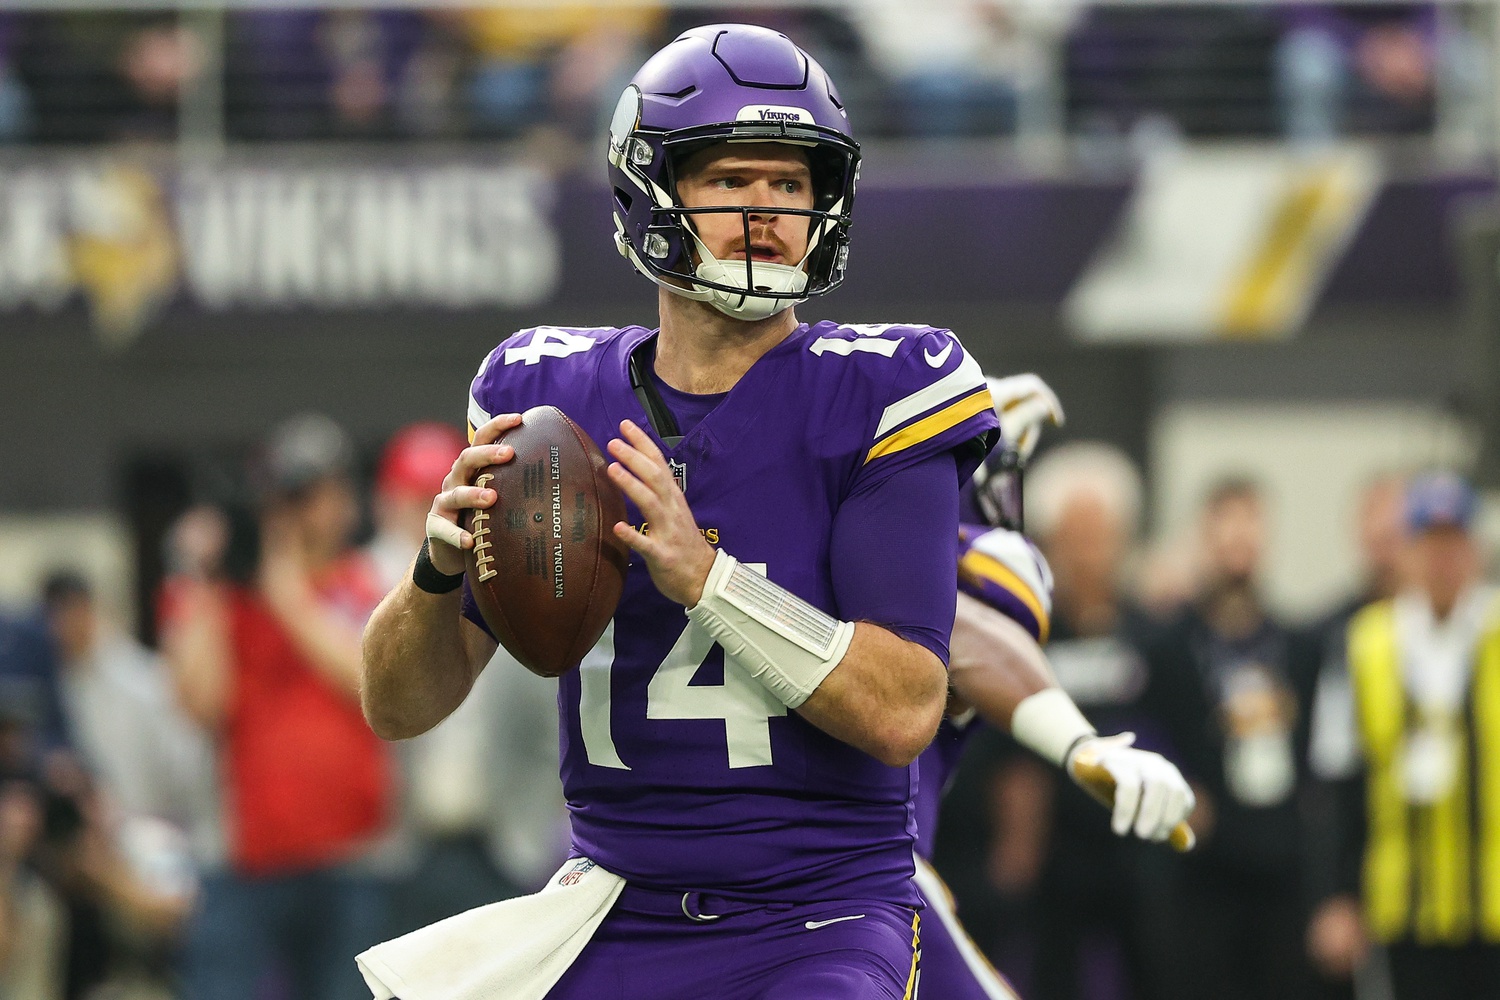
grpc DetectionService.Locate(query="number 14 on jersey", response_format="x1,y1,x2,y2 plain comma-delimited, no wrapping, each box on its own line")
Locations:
578,565,787,770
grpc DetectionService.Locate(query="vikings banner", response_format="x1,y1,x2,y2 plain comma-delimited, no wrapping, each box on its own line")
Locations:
0,150,1485,346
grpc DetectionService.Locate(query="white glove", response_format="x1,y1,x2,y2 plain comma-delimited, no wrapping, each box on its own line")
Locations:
986,374,1065,462
1067,732,1196,843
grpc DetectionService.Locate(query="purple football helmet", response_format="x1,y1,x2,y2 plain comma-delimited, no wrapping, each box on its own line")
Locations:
607,24,860,321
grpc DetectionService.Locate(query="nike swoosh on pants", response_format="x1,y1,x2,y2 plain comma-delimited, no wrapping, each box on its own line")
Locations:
804,914,867,930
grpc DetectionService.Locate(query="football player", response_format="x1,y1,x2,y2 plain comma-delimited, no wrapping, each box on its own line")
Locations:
912,377,1196,1000
362,24,1008,999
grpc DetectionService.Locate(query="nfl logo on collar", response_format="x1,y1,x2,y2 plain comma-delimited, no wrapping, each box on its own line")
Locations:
669,459,688,495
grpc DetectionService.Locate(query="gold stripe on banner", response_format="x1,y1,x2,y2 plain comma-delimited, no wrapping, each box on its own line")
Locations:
1220,162,1356,338
865,389,993,465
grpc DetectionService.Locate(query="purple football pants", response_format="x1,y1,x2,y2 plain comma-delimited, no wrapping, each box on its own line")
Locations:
543,884,920,1000
913,857,1023,1000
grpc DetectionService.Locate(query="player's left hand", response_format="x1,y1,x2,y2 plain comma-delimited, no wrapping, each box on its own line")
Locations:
607,419,717,607
1067,732,1196,845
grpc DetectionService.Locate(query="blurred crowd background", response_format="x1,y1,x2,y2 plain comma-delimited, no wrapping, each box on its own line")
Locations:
0,1,1490,148
3,2,1500,1000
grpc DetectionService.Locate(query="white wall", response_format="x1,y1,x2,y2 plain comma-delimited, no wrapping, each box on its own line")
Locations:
0,513,134,623
1150,402,1481,621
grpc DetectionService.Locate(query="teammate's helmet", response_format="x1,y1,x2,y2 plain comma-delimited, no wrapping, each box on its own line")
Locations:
608,24,860,322
973,446,1026,532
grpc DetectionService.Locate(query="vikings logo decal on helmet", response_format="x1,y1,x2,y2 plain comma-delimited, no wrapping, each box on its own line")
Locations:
607,24,861,322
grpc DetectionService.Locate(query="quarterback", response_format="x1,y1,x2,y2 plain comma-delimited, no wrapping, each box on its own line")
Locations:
362,24,999,999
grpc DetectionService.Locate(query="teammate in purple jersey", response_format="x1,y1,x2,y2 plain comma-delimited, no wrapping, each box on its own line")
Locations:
361,24,1000,1000
911,376,1197,1000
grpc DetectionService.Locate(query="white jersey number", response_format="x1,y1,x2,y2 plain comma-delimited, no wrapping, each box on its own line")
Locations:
579,563,786,770
503,327,598,366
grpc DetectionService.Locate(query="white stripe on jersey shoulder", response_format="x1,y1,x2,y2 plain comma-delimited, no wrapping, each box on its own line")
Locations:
468,393,492,434
875,343,986,439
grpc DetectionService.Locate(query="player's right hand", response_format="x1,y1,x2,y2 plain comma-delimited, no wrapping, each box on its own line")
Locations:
424,413,522,576
1068,733,1196,850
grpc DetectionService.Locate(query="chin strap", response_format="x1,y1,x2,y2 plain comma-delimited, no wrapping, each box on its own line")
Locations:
683,223,813,322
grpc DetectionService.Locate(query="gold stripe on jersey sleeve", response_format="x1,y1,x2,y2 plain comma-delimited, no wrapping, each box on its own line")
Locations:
958,550,1051,644
865,388,993,466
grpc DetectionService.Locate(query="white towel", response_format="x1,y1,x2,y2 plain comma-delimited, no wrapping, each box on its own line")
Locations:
357,857,624,1000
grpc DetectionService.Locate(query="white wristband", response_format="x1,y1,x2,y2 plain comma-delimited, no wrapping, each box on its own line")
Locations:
1011,687,1096,768
687,550,855,709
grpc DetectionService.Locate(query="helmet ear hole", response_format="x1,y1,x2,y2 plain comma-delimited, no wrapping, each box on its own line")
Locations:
614,187,634,213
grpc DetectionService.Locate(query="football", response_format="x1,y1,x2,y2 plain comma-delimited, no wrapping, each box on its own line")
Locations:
463,406,629,677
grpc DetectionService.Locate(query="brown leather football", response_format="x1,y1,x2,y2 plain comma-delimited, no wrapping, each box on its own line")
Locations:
463,406,628,678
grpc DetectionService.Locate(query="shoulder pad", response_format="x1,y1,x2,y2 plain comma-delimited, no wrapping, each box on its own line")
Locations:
958,525,1054,644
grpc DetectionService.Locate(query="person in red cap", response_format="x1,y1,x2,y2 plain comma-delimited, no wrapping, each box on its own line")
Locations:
368,423,470,594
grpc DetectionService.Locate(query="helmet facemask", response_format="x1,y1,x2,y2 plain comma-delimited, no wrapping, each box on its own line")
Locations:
609,82,858,322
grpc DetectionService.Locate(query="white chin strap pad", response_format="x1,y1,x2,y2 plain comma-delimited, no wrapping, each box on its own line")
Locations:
694,258,808,322
687,550,854,709
680,224,811,322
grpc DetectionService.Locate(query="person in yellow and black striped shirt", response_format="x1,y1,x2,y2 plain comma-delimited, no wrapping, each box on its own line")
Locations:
1318,472,1500,1000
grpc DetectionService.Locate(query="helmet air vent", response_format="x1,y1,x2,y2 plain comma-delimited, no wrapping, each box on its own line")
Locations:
710,27,809,90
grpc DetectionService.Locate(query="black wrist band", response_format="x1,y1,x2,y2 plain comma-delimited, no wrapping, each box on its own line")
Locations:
413,539,465,595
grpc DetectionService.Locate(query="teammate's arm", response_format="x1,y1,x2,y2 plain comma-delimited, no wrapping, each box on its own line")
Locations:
607,419,947,767
948,591,1053,722
951,585,1195,845
360,415,516,740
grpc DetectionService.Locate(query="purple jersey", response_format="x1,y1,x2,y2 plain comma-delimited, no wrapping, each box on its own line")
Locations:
463,321,998,904
913,524,1053,860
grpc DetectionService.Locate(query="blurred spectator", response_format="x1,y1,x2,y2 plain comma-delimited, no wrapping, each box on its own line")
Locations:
365,422,570,935
1066,5,1278,153
0,778,63,1000
161,414,394,1000
0,610,70,758
445,4,664,140
1299,472,1408,999
1312,473,1500,1000
847,0,1059,137
1274,3,1486,146
1144,477,1318,1000
42,571,214,841
40,570,210,995
992,442,1174,1000
0,16,31,142
15,13,203,144
367,422,467,595
226,10,440,141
